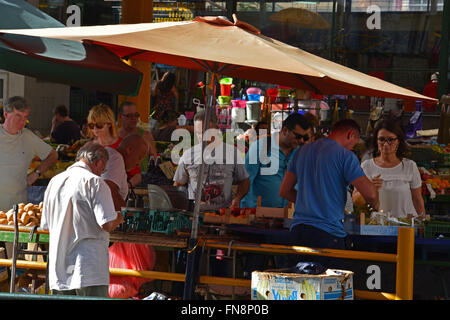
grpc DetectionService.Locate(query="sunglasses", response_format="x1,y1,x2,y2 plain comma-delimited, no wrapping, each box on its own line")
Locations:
88,122,108,130
121,112,140,119
377,137,398,144
291,130,310,141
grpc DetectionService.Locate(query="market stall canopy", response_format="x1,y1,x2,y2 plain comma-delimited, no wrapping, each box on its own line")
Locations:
0,15,437,103
0,0,142,95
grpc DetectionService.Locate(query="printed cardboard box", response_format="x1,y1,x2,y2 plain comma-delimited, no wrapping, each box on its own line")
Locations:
251,269,353,300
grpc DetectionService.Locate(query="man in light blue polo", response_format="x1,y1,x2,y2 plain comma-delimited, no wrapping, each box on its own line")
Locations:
240,113,312,210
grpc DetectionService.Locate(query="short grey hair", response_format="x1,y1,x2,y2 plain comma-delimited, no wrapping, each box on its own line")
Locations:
4,96,30,113
193,109,217,125
76,142,109,164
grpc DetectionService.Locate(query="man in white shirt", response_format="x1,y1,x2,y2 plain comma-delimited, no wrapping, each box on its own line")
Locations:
41,142,123,297
0,96,58,211
173,110,250,211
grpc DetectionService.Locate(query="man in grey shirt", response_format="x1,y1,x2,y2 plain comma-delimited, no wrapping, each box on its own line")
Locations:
173,110,250,211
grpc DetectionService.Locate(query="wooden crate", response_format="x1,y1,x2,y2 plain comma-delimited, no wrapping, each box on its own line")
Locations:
255,197,292,218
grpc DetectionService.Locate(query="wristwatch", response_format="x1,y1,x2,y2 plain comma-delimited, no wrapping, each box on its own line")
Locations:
34,169,41,177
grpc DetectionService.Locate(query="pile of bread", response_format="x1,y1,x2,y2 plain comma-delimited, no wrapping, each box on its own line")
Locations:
0,202,43,227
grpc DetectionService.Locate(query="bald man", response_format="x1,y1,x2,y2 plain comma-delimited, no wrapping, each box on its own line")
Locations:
101,134,149,210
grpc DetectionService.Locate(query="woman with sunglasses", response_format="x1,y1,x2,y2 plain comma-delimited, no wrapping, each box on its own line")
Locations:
87,103,122,149
353,120,425,219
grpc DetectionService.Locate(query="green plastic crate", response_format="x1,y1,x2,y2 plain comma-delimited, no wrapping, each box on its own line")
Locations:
149,210,201,235
424,220,450,239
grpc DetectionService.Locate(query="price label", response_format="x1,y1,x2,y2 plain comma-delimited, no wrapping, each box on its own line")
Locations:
159,161,175,180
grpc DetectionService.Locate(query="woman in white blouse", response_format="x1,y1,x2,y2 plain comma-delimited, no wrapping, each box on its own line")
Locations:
353,120,425,219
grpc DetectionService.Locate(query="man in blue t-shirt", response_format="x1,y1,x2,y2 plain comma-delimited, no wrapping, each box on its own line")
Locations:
241,113,312,209
280,119,379,255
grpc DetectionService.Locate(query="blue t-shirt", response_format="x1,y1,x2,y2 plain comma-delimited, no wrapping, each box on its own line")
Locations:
288,138,364,238
241,135,297,208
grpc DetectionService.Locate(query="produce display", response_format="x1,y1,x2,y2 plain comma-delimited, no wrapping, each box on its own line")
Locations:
419,167,450,196
0,202,43,227
28,159,74,180
27,140,87,181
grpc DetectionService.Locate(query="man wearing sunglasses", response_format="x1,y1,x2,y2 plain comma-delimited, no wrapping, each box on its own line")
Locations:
241,112,312,210
280,119,379,268
239,113,312,274
117,101,157,187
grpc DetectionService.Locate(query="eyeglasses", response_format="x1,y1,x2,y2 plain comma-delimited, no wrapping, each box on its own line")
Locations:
291,130,310,141
121,112,140,119
88,122,108,130
377,137,398,144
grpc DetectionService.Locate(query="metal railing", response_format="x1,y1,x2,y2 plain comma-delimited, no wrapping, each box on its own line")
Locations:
0,227,415,300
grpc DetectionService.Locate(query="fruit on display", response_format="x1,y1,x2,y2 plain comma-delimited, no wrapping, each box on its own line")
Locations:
28,159,74,180
419,167,450,195
0,202,42,227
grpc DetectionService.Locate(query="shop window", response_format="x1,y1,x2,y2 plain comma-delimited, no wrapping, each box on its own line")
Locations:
351,0,444,12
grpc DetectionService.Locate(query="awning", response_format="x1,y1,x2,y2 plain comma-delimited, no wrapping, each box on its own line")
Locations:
0,14,437,102
0,0,142,95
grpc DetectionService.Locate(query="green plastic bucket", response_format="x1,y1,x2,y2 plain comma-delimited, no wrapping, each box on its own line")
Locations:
219,77,233,85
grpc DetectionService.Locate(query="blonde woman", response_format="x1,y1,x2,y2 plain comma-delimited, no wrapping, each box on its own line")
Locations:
87,103,122,148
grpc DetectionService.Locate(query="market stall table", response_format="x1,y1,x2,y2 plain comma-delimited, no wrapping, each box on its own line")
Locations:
225,222,450,299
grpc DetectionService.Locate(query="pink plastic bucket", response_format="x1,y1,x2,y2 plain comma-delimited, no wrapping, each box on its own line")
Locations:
246,87,262,95
231,100,247,108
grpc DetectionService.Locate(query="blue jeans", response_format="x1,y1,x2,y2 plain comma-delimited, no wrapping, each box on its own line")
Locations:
289,224,347,270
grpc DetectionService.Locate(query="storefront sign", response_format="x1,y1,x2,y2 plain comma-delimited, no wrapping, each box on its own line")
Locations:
153,6,194,22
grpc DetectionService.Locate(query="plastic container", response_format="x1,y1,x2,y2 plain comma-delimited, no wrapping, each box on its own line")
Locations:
231,107,246,123
219,77,233,97
232,99,247,108
185,111,194,120
219,77,233,85
247,94,261,102
220,84,232,96
277,89,290,97
246,101,262,122
266,88,278,103
218,95,231,105
177,114,186,126
246,87,262,95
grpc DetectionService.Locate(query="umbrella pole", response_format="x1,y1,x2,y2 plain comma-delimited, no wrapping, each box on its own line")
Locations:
183,71,216,300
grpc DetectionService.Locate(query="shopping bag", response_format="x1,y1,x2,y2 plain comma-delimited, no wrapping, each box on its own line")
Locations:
108,242,156,299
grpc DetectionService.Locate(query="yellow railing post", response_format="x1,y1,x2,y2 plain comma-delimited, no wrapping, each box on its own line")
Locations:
395,227,415,300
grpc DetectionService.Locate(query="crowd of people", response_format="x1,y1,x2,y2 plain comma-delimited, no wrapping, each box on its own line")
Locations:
0,85,426,298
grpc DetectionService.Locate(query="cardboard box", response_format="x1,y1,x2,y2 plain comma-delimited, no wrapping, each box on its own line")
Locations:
251,269,353,300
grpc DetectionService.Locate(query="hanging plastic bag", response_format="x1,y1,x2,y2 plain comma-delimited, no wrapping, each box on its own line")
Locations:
108,242,156,299
405,101,423,139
